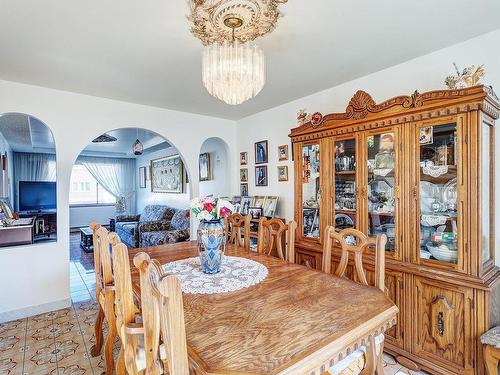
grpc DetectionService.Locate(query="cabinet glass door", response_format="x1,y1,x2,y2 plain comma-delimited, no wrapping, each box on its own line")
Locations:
366,131,398,254
417,123,460,265
301,143,321,239
334,138,357,231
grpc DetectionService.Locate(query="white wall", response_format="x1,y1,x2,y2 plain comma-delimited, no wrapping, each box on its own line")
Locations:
69,205,116,228
135,146,191,212
199,137,230,198
236,29,500,266
0,80,237,321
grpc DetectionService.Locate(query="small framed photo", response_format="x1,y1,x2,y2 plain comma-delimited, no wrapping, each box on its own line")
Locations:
248,207,263,220
277,166,288,182
254,140,268,164
263,196,279,218
255,165,268,186
253,196,266,208
139,166,147,188
240,196,253,214
199,153,211,181
278,145,289,161
240,168,248,182
419,126,433,145
240,152,248,165
240,183,249,197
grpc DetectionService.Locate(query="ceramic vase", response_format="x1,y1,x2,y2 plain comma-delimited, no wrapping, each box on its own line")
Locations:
197,219,226,274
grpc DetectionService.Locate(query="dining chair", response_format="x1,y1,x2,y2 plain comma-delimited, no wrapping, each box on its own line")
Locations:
321,226,387,375
257,218,297,263
134,252,190,375
224,213,251,250
111,240,142,375
89,223,121,375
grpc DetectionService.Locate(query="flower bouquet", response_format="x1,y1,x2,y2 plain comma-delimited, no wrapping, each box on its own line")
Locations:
190,196,234,274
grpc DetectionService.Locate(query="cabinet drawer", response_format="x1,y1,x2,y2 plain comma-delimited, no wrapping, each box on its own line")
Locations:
295,249,321,270
365,269,405,349
413,276,474,372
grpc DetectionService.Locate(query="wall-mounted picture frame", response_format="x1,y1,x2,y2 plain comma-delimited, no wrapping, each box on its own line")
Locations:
151,154,184,193
240,183,249,197
139,166,147,188
263,196,279,217
240,152,248,165
248,207,263,220
240,168,248,182
278,145,289,161
254,140,268,164
278,166,288,182
255,165,268,186
199,152,211,181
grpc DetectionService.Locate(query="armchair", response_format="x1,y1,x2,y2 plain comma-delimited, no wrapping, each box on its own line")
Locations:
114,205,176,248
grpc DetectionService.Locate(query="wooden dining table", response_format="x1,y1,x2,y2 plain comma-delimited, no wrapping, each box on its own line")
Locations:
129,241,398,375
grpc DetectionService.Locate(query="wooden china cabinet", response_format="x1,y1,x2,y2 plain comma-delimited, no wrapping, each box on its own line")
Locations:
289,85,500,375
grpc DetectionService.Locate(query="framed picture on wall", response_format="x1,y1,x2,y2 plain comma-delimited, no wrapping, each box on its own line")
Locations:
199,153,211,181
278,145,289,161
278,166,288,181
255,165,268,186
240,152,248,165
150,154,184,193
240,183,249,197
254,140,268,164
139,166,147,188
240,168,248,182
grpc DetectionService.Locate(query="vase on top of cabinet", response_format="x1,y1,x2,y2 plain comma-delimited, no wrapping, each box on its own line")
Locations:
290,85,500,375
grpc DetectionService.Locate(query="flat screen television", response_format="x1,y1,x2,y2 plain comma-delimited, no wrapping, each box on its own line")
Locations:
19,181,57,212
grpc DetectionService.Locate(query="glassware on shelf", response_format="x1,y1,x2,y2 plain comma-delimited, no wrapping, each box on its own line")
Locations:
418,123,459,264
334,139,356,231
302,144,320,238
366,132,397,253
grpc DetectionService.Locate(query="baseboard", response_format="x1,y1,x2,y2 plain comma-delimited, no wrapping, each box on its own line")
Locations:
0,298,71,323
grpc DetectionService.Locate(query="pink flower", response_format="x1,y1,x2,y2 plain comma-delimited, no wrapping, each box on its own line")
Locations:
204,203,213,212
220,207,230,217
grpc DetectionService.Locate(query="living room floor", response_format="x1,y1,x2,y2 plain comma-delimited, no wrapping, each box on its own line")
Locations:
0,233,425,375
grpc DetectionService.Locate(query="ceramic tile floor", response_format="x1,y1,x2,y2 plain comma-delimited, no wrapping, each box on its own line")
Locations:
0,233,429,375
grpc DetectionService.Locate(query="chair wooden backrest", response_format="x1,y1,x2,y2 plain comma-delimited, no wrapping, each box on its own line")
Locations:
224,213,251,250
134,252,189,375
322,226,387,292
257,218,297,263
91,224,119,296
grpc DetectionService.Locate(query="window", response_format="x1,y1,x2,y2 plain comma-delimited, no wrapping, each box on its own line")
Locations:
69,165,115,205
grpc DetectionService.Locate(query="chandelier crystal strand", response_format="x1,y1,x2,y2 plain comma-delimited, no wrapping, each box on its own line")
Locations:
202,40,265,105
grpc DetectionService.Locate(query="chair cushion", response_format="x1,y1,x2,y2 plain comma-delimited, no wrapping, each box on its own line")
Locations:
170,209,190,230
328,334,384,375
116,222,138,236
481,326,500,348
139,205,176,223
141,230,190,247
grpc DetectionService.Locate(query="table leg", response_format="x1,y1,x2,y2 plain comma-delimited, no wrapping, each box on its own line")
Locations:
483,344,500,375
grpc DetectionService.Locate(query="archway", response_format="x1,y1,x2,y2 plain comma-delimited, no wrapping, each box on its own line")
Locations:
0,113,57,248
198,137,230,198
68,127,192,303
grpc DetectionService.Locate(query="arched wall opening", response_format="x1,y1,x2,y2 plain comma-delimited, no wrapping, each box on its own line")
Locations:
0,112,58,248
198,137,230,198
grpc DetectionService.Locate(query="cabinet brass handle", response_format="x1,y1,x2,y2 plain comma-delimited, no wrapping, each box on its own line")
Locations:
437,311,444,336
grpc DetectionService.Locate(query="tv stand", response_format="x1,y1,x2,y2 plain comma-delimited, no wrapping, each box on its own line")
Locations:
18,211,57,243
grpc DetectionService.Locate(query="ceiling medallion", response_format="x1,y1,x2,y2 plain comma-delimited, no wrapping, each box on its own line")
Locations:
188,0,287,45
188,0,287,105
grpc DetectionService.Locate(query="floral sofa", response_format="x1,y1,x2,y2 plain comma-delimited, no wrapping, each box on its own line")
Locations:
115,205,190,248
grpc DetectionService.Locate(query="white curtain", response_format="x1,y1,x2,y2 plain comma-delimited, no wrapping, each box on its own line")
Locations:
77,156,136,213
13,152,56,210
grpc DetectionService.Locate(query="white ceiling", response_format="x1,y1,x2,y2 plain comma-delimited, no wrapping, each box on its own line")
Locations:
0,1,499,120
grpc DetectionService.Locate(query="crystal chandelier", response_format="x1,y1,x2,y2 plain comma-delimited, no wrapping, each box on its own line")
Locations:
188,0,287,105
202,30,265,105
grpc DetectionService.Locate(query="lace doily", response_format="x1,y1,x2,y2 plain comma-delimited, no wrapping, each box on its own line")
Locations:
163,256,268,294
